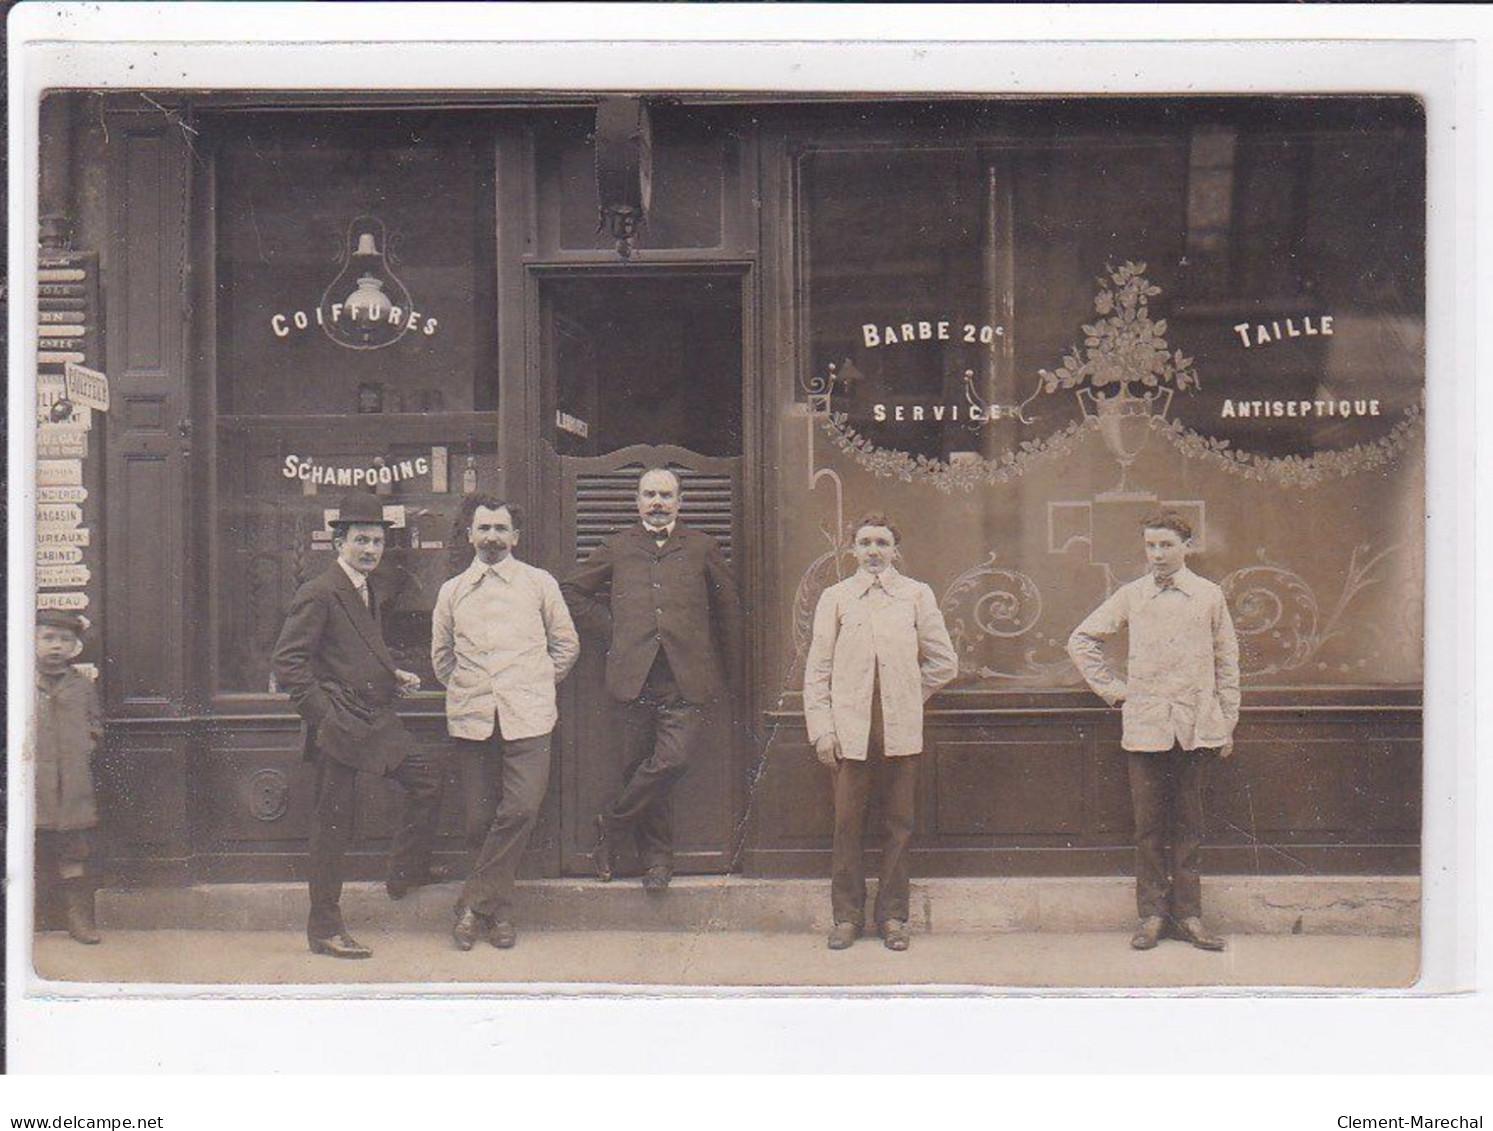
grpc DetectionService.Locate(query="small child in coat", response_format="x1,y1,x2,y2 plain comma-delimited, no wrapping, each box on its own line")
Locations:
34,609,104,945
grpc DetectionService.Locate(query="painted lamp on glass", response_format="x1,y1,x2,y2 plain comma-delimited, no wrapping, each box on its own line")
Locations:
345,236,393,324
319,216,415,351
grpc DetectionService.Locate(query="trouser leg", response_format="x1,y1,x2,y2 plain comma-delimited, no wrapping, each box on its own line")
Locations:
307,755,358,939
611,694,658,859
608,659,706,871
43,827,91,880
1127,749,1170,920
873,753,920,926
36,829,91,932
386,743,445,887
830,757,873,928
458,737,501,865
629,699,706,870
1169,747,1211,920
461,733,552,922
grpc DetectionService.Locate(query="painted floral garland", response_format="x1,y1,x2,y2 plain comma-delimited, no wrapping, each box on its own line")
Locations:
822,399,1421,493
1156,396,1423,487
821,411,1097,494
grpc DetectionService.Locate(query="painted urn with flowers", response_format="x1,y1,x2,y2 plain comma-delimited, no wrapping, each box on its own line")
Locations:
1038,262,1199,496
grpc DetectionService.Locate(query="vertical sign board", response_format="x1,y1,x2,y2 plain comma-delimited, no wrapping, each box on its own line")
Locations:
36,252,104,637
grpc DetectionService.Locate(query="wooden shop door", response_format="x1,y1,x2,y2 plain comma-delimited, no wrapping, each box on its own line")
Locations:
537,270,748,877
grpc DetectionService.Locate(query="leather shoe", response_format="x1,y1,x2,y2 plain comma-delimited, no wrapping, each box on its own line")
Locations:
827,922,860,950
642,865,672,893
1130,916,1166,950
880,919,911,951
452,908,489,952
591,815,615,883
308,931,373,959
1172,916,1226,951
489,921,518,949
387,862,456,901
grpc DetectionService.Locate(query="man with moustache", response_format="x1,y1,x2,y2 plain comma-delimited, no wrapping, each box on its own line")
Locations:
272,491,444,959
562,467,742,892
431,495,579,950
1067,511,1240,953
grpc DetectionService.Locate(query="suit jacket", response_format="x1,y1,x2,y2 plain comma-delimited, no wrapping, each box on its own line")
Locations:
271,561,411,775
562,522,742,704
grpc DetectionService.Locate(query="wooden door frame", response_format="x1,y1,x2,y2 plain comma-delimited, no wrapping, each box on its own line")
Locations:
518,259,762,874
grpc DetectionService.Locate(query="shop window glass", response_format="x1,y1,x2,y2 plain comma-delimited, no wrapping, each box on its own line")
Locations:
802,110,1424,465
802,148,992,463
213,115,497,695
796,100,1424,692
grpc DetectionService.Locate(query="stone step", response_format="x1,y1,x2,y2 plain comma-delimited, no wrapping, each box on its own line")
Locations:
96,875,1419,936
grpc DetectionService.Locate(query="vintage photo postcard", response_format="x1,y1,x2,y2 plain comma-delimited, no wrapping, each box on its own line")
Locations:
9,15,1471,1016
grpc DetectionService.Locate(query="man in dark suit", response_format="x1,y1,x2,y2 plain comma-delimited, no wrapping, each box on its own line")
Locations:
562,467,742,891
272,491,445,958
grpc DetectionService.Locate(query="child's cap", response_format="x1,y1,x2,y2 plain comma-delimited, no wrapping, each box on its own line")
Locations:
37,609,90,636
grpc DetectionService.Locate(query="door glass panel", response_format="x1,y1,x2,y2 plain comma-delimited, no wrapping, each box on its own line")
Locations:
541,274,743,458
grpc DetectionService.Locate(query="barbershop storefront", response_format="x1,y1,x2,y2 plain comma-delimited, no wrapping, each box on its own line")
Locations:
36,91,1424,886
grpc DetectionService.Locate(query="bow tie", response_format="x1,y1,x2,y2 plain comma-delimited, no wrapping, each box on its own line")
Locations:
1154,573,1178,591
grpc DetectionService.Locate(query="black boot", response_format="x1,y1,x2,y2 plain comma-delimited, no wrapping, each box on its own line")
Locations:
64,880,101,945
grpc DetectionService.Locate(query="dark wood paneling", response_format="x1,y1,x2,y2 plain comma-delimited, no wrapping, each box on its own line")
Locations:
746,740,835,842
114,454,174,700
189,717,557,878
122,132,168,370
740,708,1421,877
106,107,189,716
93,730,191,884
1212,736,1421,840
931,733,1086,838
1086,740,1136,836
123,395,167,430
197,739,320,848
97,703,1421,883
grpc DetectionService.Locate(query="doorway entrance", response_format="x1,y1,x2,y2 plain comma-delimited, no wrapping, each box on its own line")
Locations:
534,268,749,877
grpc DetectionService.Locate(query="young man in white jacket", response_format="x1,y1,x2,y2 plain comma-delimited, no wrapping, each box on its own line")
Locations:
1068,511,1240,952
803,513,959,952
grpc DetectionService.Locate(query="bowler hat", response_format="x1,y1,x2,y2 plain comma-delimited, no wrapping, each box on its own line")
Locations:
38,609,89,635
331,491,394,528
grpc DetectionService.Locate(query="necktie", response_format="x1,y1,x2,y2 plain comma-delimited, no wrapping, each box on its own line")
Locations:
654,529,668,548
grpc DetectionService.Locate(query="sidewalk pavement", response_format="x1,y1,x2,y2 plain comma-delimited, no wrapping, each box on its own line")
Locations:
32,927,1419,990
91,875,1422,936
